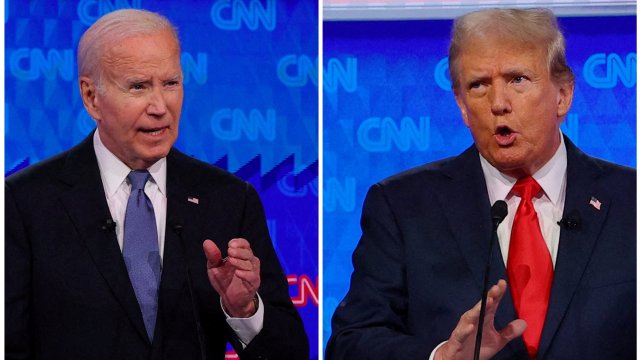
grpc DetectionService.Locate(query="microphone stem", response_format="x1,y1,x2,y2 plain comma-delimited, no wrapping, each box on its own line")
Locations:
173,225,207,360
473,220,500,360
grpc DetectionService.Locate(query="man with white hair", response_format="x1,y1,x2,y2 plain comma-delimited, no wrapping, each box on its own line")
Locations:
6,9,308,359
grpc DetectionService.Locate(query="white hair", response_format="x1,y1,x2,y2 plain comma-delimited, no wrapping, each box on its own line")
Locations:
77,9,180,86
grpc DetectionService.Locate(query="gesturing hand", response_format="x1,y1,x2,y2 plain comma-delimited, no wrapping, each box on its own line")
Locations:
203,238,261,318
435,280,527,360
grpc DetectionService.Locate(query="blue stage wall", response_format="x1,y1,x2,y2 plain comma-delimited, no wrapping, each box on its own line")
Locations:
323,15,636,349
5,1,318,358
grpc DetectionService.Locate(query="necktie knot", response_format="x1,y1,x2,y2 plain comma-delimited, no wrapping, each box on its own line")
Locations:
512,176,542,201
128,170,151,191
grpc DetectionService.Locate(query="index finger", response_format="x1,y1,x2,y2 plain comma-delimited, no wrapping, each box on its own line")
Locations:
228,238,251,249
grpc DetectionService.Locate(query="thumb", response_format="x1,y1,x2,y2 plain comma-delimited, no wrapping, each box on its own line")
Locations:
500,319,527,343
203,239,223,269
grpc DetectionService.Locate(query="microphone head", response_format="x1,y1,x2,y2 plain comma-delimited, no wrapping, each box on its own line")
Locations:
563,209,582,230
101,218,116,231
491,200,508,225
169,216,184,234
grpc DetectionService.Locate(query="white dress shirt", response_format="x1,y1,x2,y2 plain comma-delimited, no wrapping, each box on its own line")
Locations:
481,134,567,267
92,130,263,346
93,131,168,259
429,134,568,359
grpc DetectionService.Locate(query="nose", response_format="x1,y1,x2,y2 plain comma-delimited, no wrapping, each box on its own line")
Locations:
146,87,167,116
489,83,512,115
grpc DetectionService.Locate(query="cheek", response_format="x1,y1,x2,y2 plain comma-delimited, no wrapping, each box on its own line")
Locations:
111,102,147,130
527,99,561,132
465,107,493,133
101,108,140,140
167,94,184,114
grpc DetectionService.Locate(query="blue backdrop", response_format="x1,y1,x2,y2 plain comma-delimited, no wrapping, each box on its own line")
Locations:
323,15,636,349
5,0,318,358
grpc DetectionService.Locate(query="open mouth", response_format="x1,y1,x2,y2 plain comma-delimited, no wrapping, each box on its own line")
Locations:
140,127,167,136
496,126,512,136
494,125,517,145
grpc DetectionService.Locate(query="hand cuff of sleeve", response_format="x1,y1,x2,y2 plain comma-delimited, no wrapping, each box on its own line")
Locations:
222,294,265,347
429,340,448,360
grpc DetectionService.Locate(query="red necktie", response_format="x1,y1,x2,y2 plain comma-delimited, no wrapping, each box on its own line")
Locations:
507,176,553,359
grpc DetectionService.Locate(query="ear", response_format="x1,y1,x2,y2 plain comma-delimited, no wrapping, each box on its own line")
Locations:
79,76,101,120
556,81,574,118
454,89,471,128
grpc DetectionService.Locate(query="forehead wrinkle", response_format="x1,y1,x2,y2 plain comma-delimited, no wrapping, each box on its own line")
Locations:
461,42,544,75
101,48,181,82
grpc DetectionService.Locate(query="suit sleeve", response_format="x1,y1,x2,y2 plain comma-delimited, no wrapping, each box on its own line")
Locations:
326,183,433,359
5,183,33,360
232,182,310,360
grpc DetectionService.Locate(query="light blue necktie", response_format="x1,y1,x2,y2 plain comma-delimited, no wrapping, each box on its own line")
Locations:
123,170,161,341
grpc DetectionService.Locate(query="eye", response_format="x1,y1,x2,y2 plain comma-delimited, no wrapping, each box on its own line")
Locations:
165,80,181,87
512,75,528,84
130,83,146,91
469,81,482,90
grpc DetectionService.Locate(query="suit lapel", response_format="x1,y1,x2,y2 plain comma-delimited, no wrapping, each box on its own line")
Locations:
440,147,519,317
153,150,212,357
158,151,192,321
439,147,493,288
440,147,525,356
538,138,608,358
56,135,149,342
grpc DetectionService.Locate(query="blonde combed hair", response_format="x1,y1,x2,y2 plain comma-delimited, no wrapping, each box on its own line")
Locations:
448,8,575,90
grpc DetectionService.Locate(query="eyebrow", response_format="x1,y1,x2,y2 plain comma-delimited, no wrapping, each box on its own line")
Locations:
501,67,533,78
465,67,534,83
124,77,151,85
465,74,490,85
164,74,183,81
124,74,183,84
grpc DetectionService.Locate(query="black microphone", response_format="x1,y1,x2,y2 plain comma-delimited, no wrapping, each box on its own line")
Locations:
557,209,581,230
474,200,508,360
172,223,184,234
491,201,508,227
170,219,206,360
101,218,116,231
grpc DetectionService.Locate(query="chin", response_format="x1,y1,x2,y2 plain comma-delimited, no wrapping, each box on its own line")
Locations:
496,161,531,177
490,153,528,172
137,149,171,166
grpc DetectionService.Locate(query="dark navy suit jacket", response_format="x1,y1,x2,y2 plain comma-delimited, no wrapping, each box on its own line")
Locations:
6,134,309,360
327,136,635,359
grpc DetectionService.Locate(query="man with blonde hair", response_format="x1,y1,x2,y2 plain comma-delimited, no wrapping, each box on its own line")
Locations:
6,9,308,359
327,8,635,359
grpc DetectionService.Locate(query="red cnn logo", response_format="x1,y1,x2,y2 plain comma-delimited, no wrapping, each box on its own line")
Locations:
287,274,318,307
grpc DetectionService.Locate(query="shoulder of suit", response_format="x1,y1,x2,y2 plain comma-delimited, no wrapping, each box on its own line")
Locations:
167,147,250,189
591,156,635,176
590,157,636,197
576,150,636,184
377,153,464,190
6,144,77,190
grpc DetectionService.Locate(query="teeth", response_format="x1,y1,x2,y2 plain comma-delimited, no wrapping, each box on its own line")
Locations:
142,128,163,135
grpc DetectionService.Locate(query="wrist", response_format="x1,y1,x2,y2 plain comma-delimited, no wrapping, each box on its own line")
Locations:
225,295,259,318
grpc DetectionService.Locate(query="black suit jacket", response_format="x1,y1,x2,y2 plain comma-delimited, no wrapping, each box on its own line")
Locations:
6,134,309,360
327,137,635,359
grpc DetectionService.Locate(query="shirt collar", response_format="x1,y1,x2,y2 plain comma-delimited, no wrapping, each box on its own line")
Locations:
480,133,567,205
93,130,167,198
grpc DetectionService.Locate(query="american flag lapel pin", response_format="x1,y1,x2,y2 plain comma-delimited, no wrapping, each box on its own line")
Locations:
187,196,199,205
589,196,601,210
